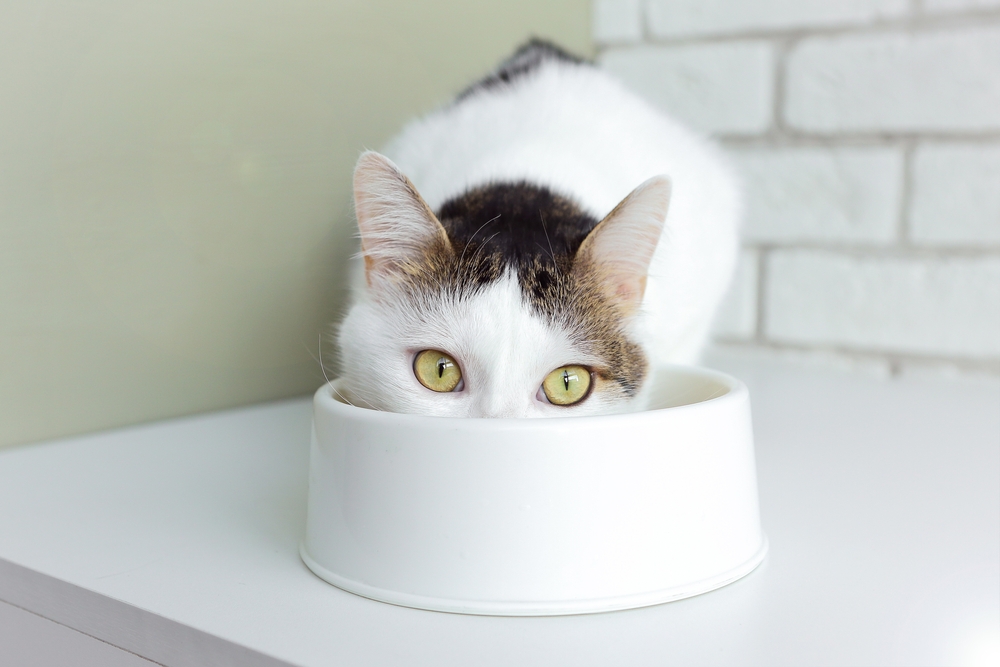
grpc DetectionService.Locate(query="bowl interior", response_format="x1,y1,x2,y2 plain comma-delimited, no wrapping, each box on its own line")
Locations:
644,366,736,408
326,365,738,415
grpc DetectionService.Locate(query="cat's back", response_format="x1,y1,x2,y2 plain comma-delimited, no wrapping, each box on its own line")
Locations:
378,41,741,365
382,42,737,224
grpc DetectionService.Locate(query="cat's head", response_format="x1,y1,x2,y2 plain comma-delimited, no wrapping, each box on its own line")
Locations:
336,151,670,418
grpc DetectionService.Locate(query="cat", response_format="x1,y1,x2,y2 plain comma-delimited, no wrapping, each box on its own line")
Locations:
335,40,740,418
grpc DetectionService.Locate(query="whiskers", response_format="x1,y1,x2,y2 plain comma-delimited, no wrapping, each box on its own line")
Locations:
538,210,561,277
312,333,357,409
315,332,386,412
310,333,346,405
471,231,502,266
331,385,359,409
457,213,501,267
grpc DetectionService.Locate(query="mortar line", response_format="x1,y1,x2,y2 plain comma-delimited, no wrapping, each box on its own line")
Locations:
733,242,1000,258
639,0,653,43
772,36,793,135
719,132,1000,147
640,7,1000,47
898,140,918,246
753,245,770,343
709,339,1000,376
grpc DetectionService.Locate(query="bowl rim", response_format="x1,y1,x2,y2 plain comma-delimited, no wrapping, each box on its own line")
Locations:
314,364,748,432
299,536,769,616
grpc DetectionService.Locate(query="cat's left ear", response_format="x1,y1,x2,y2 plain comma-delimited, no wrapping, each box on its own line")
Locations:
353,151,452,287
574,176,671,313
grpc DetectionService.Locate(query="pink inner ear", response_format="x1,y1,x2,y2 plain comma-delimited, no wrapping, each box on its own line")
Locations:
578,176,670,312
352,151,450,285
616,275,648,304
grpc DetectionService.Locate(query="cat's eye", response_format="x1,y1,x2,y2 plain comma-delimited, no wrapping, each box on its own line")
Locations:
413,350,463,393
541,365,591,406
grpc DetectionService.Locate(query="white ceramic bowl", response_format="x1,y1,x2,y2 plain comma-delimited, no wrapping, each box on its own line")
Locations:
301,366,767,615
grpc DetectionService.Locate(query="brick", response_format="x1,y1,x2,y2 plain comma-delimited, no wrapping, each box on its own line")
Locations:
601,43,774,134
731,146,902,244
785,26,1000,132
909,143,1000,246
593,0,643,44
923,0,1000,12
897,360,1000,383
711,249,758,340
648,0,907,40
765,251,1000,358
704,343,893,378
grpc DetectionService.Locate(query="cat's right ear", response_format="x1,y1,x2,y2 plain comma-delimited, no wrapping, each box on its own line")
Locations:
574,175,671,315
353,151,452,288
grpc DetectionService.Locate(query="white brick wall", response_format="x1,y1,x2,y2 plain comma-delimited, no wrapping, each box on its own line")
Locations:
766,251,1000,358
595,0,1000,377
785,26,1000,133
909,144,1000,246
600,43,774,134
592,0,643,44
733,147,902,244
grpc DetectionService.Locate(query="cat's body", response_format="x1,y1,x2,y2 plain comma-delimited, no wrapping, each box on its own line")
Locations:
337,42,740,418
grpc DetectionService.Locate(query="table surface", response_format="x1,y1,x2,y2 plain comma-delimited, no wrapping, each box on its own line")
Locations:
0,359,997,667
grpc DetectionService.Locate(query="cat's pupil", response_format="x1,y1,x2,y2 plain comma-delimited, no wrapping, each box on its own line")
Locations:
563,369,570,391
438,359,446,378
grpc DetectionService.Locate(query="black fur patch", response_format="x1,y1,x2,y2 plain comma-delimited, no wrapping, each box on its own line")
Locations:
433,183,647,397
436,181,598,273
456,38,590,101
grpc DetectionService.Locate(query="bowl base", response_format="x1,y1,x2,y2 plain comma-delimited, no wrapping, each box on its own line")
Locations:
299,536,768,616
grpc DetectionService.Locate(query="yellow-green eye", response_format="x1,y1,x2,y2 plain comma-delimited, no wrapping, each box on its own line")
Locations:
414,350,463,392
542,365,591,406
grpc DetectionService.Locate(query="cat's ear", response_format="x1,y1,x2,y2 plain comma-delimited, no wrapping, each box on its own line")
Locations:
574,176,671,313
353,151,452,287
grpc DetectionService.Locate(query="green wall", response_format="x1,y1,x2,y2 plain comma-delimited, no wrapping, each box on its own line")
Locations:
0,1,592,447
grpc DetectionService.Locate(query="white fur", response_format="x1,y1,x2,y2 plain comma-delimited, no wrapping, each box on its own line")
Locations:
352,152,449,280
339,272,632,417
338,58,740,417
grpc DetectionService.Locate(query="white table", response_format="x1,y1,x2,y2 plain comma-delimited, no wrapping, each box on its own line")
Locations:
1,361,997,666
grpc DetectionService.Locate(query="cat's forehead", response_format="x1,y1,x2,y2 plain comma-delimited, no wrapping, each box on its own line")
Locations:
372,181,647,396
436,181,599,272
402,273,592,372
404,181,600,317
